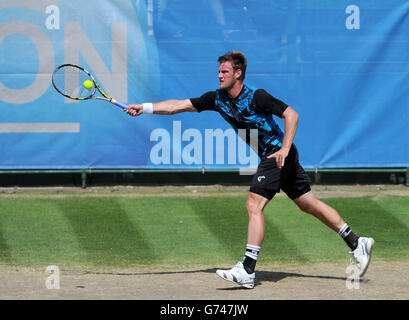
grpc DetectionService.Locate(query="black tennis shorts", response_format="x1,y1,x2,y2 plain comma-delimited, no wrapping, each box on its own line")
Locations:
249,144,311,200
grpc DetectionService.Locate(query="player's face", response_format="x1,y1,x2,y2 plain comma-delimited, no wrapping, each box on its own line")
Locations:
218,61,240,90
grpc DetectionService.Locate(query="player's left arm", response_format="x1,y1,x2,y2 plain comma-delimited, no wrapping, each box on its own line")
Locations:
267,106,299,168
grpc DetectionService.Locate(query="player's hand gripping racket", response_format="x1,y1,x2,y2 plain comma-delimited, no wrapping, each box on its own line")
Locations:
52,64,128,110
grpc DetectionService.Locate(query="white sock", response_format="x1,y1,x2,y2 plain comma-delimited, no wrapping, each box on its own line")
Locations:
338,223,351,238
244,244,261,261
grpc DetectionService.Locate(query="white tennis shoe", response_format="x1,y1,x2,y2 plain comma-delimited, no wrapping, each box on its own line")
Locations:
349,237,375,278
216,261,255,289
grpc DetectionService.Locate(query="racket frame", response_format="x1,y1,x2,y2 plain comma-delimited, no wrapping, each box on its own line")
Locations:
52,64,128,109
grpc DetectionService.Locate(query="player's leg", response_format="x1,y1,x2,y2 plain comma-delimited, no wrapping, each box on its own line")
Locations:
293,191,374,277
245,191,270,246
281,145,374,278
292,190,363,250
292,191,345,232
280,146,361,250
241,191,269,274
215,192,269,289
216,155,278,289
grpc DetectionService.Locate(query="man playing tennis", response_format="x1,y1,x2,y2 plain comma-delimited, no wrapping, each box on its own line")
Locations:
126,51,374,289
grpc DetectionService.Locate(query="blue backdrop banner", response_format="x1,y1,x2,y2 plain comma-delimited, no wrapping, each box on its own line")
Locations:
1,0,408,170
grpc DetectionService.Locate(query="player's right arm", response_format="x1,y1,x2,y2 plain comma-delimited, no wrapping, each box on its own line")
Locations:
126,99,197,117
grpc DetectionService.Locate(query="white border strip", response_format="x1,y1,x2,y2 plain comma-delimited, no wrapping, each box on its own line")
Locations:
0,123,80,133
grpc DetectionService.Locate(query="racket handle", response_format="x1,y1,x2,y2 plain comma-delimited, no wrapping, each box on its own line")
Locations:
111,99,128,110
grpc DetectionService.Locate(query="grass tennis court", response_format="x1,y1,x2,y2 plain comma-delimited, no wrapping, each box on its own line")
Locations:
1,186,408,271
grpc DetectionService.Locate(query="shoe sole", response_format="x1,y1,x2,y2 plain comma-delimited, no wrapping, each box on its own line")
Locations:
216,271,255,289
359,238,375,278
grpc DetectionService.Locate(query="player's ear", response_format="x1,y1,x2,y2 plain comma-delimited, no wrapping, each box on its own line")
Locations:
235,69,242,80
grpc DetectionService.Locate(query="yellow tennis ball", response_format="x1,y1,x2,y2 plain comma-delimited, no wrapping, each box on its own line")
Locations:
83,80,93,90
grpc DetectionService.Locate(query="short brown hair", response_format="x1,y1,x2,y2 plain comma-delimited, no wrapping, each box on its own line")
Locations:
218,51,247,81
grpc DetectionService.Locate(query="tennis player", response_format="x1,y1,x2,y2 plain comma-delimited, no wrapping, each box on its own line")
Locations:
126,51,374,289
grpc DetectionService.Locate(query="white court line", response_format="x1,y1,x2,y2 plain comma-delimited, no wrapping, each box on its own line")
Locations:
0,123,80,133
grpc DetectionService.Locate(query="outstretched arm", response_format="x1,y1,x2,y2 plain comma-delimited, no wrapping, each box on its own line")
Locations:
126,99,198,117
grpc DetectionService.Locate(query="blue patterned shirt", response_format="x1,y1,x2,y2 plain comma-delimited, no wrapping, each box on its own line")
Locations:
190,84,288,157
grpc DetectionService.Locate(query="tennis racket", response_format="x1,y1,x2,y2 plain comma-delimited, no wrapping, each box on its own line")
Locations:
52,64,128,110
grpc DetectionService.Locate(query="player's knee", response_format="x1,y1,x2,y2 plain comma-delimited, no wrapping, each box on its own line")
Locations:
246,199,263,217
246,192,269,217
245,199,254,215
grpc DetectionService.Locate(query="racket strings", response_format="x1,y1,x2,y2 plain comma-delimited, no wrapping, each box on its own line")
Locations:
52,65,95,99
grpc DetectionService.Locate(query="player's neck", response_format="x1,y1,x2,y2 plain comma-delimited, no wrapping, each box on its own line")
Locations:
227,82,244,99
